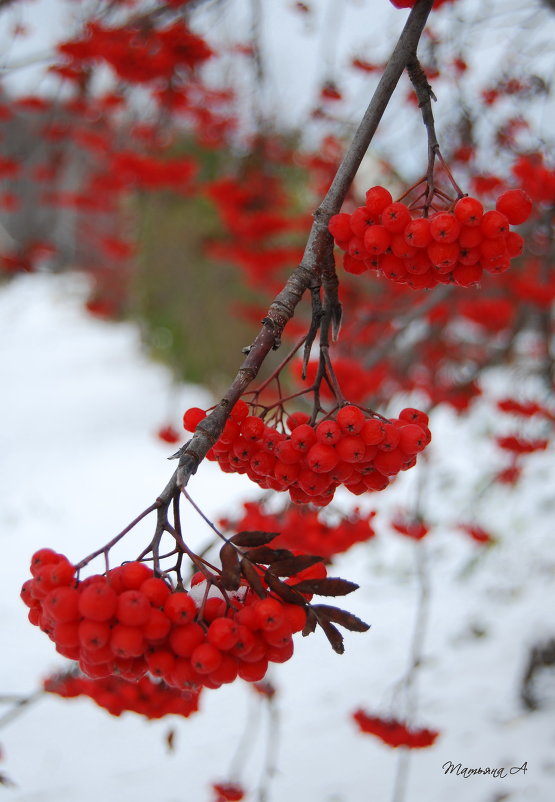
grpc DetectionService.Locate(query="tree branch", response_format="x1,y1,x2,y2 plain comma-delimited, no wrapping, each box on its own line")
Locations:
167,0,435,492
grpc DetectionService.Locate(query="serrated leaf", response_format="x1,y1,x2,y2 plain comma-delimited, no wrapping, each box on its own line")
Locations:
220,542,241,590
231,530,280,547
266,555,324,577
264,573,307,605
290,577,359,596
318,617,345,654
240,559,267,598
312,604,370,632
243,546,295,564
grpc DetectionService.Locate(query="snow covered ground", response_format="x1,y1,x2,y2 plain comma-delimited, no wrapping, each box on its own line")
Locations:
1,273,554,802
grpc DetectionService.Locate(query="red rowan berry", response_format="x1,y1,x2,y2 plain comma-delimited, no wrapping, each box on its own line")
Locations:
361,418,385,445
337,435,366,463
208,617,240,650
140,577,172,607
282,604,307,633
20,579,37,608
307,443,339,473
274,460,300,485
210,654,239,685
398,424,428,454
336,405,365,434
164,592,196,624
44,587,80,623
480,237,507,262
120,562,152,590
481,209,509,238
169,623,205,657
78,619,111,651
49,558,75,587
142,607,171,641
328,212,352,242
53,621,80,648
30,548,60,577
315,419,342,444
506,230,524,257
145,649,176,677
117,590,151,627
262,618,293,647
380,253,408,281
236,657,269,682
430,212,461,243
399,408,429,427
110,624,145,658
373,448,406,476
202,597,227,623
378,423,400,452
495,189,532,225
365,185,393,216
350,205,378,237
381,202,411,233
230,400,249,423
78,582,118,622
240,415,265,441
452,263,482,286
343,253,368,274
297,468,332,496
454,196,484,226
274,439,301,464
191,643,223,674
428,240,459,269
404,250,432,275
231,625,256,659
404,217,432,248
266,639,295,664
459,246,480,265
250,450,276,476
183,407,206,432
286,411,310,431
219,419,240,444
254,598,286,631
363,224,391,255
290,423,317,452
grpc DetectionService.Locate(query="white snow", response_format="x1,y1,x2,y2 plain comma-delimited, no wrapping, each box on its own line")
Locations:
1,272,554,801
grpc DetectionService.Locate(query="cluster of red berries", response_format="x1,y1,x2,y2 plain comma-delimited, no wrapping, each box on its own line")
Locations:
44,671,201,719
222,501,376,560
21,550,308,690
184,401,431,507
353,709,439,749
329,186,532,289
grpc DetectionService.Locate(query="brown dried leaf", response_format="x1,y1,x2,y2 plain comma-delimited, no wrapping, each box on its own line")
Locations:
312,604,370,632
266,555,324,577
243,546,295,564
317,617,345,654
220,542,241,591
231,530,280,547
302,607,318,637
264,572,307,606
290,577,359,596
240,559,267,598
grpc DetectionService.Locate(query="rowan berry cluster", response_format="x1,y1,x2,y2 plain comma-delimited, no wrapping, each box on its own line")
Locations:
44,671,201,719
184,401,431,507
222,501,376,560
21,550,308,690
329,186,532,289
353,709,439,748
